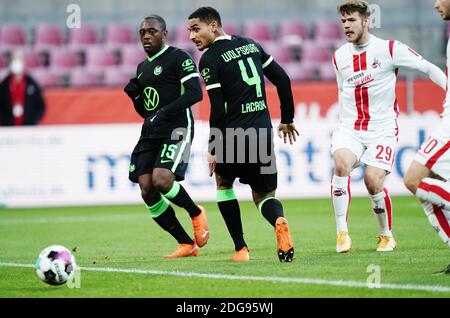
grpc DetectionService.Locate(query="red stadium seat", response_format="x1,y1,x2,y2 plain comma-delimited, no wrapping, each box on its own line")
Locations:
34,24,64,48
30,68,61,87
314,19,343,40
317,62,336,81
104,67,134,86
282,62,316,81
243,21,273,43
262,41,294,64
104,23,134,48
23,50,43,69
0,24,27,48
69,68,100,87
175,22,191,44
84,46,117,72
48,48,80,76
300,40,333,64
120,45,147,67
278,20,309,47
222,22,240,36
68,24,98,48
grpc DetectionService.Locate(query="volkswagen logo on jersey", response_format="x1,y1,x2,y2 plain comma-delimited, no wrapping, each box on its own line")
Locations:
154,66,163,76
143,87,160,111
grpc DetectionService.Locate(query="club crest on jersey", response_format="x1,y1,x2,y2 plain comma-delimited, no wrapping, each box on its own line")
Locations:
372,58,381,69
143,86,160,111
154,66,163,76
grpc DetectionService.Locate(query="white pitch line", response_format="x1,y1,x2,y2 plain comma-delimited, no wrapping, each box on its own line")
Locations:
1,262,449,293
0,214,145,225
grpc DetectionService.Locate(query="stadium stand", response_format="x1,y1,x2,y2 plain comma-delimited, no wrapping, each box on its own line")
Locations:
243,20,273,43
0,24,27,51
67,24,98,49
104,23,134,49
69,68,100,87
34,24,64,49
314,19,343,41
278,20,309,47
3,15,421,87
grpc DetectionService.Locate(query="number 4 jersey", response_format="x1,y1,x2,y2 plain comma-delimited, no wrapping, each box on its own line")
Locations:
199,35,274,130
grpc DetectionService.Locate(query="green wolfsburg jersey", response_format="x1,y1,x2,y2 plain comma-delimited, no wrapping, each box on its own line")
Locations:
199,35,274,130
136,45,199,138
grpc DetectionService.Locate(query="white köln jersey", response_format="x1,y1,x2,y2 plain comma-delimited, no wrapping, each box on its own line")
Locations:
443,38,450,118
333,34,446,131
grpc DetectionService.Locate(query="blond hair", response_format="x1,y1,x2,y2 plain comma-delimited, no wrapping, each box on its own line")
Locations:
338,0,371,17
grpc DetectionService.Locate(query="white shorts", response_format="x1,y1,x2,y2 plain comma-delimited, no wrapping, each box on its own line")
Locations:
414,116,450,180
331,125,398,173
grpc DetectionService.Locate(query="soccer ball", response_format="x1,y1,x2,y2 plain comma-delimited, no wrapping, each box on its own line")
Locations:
35,245,77,286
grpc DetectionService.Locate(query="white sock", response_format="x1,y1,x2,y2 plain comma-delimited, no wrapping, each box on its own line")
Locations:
370,189,393,237
421,201,450,246
417,178,450,209
331,175,350,233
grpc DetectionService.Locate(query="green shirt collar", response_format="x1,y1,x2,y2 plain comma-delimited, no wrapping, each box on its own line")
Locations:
147,44,169,62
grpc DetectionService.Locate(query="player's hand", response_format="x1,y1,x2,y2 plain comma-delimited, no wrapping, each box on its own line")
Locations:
277,123,299,145
208,154,217,177
124,78,140,100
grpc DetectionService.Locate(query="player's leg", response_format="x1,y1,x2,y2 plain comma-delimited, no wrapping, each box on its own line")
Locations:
153,137,209,247
153,168,202,218
252,189,294,263
330,127,363,253
361,128,398,252
214,170,249,261
405,161,450,247
364,166,396,251
138,173,198,258
332,149,357,253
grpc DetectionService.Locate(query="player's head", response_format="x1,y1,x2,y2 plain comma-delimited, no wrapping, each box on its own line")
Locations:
188,7,224,51
139,15,168,56
338,0,371,45
435,0,450,20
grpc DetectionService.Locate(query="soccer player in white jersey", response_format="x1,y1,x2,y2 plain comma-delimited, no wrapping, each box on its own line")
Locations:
404,0,450,274
331,0,447,253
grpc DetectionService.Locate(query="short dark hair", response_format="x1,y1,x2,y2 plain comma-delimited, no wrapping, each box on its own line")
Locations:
144,15,167,31
188,7,222,27
338,0,371,17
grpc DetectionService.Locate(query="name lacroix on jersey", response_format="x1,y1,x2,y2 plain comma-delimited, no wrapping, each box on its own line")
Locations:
136,46,198,137
199,35,273,129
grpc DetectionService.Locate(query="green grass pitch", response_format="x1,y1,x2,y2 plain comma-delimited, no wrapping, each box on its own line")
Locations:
0,196,449,298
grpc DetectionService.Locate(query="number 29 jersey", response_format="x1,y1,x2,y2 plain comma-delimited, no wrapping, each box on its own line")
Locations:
199,35,274,130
